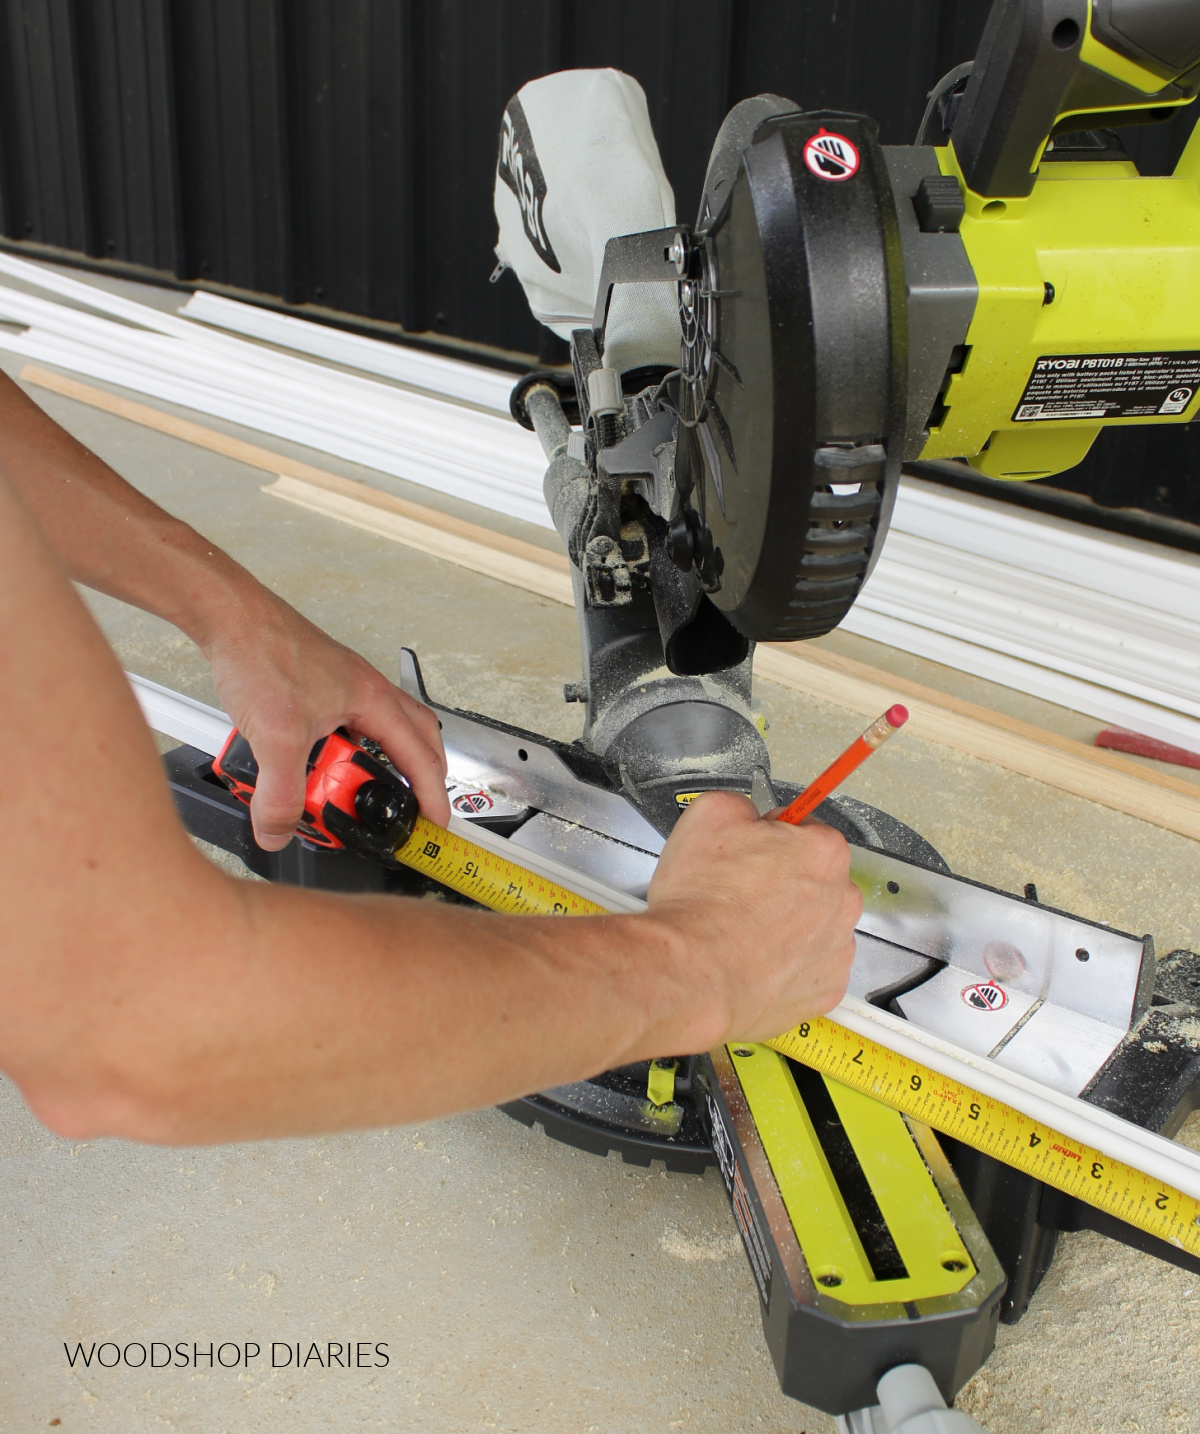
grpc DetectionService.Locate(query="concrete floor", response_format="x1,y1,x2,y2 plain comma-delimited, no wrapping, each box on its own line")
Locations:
2,303,1200,1433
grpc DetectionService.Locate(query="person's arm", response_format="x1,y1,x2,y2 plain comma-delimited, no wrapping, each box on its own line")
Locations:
0,471,861,1145
0,368,450,845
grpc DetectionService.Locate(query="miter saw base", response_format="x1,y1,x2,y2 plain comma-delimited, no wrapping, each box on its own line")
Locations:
162,666,1200,1419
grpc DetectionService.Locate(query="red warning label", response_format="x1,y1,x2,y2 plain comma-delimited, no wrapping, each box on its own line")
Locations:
961,981,1009,1013
803,129,860,181
452,790,494,816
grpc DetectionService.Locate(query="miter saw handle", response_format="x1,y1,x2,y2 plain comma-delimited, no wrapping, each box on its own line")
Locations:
951,0,1200,198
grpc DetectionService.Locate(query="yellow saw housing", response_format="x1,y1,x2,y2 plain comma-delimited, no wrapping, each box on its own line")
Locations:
918,0,1200,480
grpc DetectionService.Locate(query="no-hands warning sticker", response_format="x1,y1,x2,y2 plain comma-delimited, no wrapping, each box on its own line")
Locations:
452,790,494,816
803,130,860,181
961,981,1009,1013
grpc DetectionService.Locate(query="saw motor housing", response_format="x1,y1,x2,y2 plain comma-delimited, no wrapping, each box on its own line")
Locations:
510,0,1200,634
503,0,1200,833
918,0,1200,481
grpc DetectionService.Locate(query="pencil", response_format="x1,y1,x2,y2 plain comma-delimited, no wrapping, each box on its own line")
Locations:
774,704,909,826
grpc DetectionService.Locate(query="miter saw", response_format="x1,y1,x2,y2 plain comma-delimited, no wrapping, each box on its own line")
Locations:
164,0,1200,1426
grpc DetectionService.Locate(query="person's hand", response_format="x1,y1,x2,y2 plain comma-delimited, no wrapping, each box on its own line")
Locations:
202,594,449,850
646,791,862,1045
0,376,449,851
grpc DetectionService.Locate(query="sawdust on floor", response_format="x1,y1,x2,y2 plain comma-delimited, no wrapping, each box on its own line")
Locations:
957,1109,1200,1434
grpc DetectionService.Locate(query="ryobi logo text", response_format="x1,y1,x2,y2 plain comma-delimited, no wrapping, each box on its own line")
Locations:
498,98,561,274
1035,357,1127,371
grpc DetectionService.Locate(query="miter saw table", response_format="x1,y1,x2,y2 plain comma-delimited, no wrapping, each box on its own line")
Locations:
160,657,1200,1425
166,0,1200,1424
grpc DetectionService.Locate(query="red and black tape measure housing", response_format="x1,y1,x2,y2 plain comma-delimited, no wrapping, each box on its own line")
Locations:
213,728,418,863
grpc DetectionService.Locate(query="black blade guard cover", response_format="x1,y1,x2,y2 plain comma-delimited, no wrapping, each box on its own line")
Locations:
681,109,907,643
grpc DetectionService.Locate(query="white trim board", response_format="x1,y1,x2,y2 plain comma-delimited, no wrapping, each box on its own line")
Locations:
0,292,551,529
124,670,1200,1207
0,249,516,414
125,673,643,915
863,478,1200,755
891,478,1200,623
179,291,516,415
843,606,1200,755
4,258,1199,752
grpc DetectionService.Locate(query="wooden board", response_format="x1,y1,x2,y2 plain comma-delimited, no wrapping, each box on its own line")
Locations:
19,363,564,571
22,362,1200,844
263,474,572,605
756,645,1200,842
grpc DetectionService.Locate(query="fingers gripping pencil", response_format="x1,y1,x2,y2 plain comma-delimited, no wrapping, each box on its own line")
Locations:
775,705,909,826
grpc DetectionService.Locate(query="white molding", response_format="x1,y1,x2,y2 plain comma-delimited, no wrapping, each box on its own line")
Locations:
180,291,516,414
5,260,1197,753
127,673,232,756
124,674,643,914
126,668,1200,1204
0,304,551,528
834,994,1200,1203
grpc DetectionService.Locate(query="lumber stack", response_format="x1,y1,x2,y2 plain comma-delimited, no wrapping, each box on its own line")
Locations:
2,252,1198,756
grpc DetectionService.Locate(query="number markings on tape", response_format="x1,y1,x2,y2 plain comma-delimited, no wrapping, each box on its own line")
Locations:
768,1017,1200,1259
393,821,1198,1253
395,816,605,917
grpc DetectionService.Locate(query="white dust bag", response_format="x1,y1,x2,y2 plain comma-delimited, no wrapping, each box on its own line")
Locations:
494,69,681,374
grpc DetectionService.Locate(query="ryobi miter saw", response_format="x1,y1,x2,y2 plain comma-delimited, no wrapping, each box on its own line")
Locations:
488,0,1200,844
165,1,1200,1426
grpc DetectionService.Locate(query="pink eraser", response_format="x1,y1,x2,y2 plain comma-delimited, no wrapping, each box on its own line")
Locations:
886,704,909,727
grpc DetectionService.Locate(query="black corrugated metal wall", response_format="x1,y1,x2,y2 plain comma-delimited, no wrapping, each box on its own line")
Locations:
2,0,1195,354
0,0,980,358
0,1,1197,527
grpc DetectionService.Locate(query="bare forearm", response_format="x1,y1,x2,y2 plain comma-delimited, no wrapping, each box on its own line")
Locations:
0,464,856,1148
0,369,269,648
13,861,706,1145
0,371,451,833
0,435,702,1142
17,791,862,1146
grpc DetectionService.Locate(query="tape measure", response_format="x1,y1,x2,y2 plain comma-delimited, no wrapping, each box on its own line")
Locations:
212,724,606,916
395,816,606,916
218,724,1194,1247
396,814,1200,1257
767,1017,1200,1260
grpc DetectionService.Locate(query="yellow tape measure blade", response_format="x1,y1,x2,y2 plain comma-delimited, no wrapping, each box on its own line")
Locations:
767,1019,1200,1261
394,817,606,917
